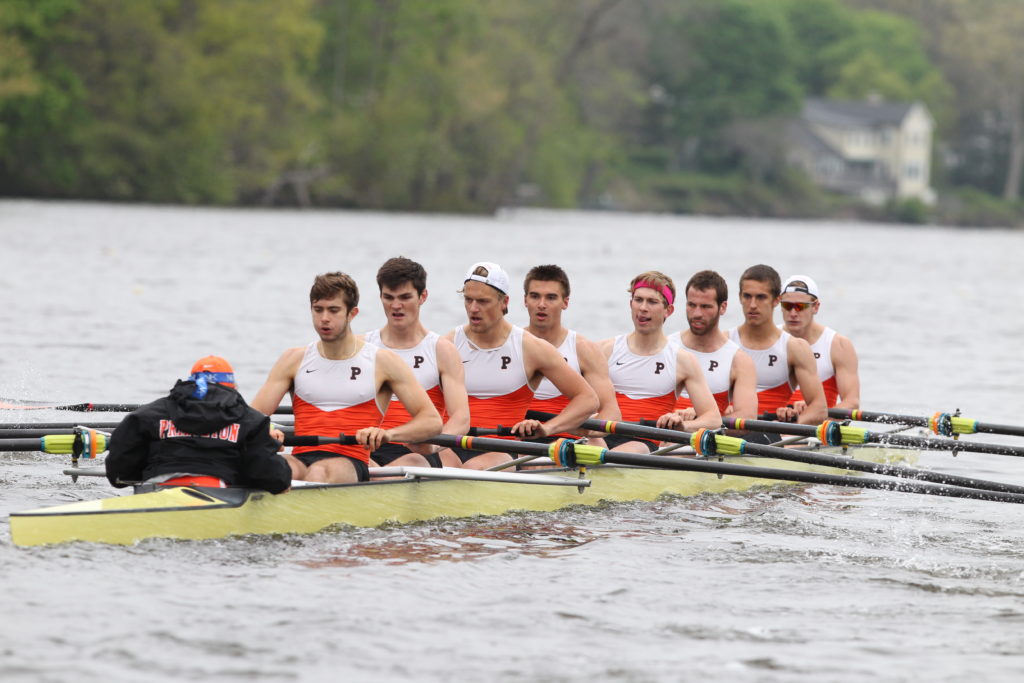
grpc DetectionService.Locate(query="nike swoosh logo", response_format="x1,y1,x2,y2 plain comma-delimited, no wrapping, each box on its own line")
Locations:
462,360,470,364
305,369,318,373
615,361,626,365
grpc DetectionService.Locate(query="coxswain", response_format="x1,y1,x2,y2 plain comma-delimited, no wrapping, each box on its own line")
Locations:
728,264,826,426
364,257,470,469
252,272,442,483
778,274,860,419
105,356,292,492
599,270,721,452
443,261,598,469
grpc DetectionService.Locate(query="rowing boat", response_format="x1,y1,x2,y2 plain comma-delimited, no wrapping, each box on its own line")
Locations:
9,446,913,547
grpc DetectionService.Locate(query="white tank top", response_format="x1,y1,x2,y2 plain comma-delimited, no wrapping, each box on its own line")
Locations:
728,328,793,393
364,329,441,394
454,325,530,399
808,326,837,381
292,341,384,413
671,334,739,399
607,334,677,399
533,330,580,401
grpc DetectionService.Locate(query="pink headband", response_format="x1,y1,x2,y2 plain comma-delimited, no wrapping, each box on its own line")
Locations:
633,280,674,306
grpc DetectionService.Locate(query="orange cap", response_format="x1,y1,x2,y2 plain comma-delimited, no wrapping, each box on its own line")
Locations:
189,355,236,388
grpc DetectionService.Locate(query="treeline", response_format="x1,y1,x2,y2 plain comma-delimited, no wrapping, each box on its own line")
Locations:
1,0,1021,225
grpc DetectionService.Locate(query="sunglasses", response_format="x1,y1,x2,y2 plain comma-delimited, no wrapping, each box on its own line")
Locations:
780,301,815,312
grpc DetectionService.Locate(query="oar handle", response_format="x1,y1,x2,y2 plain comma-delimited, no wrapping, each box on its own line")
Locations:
282,433,360,447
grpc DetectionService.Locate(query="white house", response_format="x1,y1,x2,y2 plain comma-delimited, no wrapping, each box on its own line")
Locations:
787,97,935,205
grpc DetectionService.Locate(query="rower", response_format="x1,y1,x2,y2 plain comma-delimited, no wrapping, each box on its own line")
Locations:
443,261,598,469
105,356,292,492
599,270,721,452
778,274,860,418
523,264,619,446
364,257,470,469
728,264,826,426
669,269,757,420
251,272,442,483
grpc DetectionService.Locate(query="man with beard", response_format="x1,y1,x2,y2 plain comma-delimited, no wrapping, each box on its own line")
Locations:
665,270,757,423
252,272,442,483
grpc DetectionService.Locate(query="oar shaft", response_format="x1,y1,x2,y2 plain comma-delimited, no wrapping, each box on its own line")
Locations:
0,439,49,452
830,408,1024,439
595,451,1024,504
2,401,295,415
534,412,1024,496
728,416,1024,458
432,433,1024,504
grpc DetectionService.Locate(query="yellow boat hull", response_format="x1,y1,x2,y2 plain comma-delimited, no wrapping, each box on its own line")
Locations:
9,449,913,547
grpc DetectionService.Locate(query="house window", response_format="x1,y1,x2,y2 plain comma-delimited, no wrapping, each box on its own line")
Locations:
904,164,920,179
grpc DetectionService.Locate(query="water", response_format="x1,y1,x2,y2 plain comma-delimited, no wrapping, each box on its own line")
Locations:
2,200,1024,681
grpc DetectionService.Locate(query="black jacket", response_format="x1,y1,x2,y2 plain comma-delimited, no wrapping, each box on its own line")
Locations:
105,380,291,493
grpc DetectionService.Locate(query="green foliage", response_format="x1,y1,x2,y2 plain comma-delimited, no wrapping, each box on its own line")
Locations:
884,197,929,224
0,0,1013,223
648,0,803,170
936,188,1024,228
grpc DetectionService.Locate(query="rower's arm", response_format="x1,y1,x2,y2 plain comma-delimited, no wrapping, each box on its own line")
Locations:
727,349,758,420
377,349,443,444
250,348,303,415
673,349,721,430
789,337,826,424
831,334,860,411
576,336,621,422
435,336,470,435
524,333,598,436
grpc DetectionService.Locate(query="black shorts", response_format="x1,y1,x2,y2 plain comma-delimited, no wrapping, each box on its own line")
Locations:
443,445,489,465
292,450,370,482
371,443,442,468
603,434,659,453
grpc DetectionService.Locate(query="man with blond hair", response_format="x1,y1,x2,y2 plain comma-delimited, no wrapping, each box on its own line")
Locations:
777,274,860,419
443,262,598,469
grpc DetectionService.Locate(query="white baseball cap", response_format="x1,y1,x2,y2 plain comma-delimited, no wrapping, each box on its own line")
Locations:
781,274,820,299
464,262,510,295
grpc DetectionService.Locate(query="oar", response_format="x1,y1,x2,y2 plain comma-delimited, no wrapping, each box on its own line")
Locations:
62,465,589,488
740,415,1024,458
427,434,1024,504
829,408,1024,439
0,431,108,457
0,419,296,431
0,399,296,416
524,411,1024,497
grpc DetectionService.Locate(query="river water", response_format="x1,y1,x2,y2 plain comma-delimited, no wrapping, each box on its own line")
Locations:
2,200,1024,682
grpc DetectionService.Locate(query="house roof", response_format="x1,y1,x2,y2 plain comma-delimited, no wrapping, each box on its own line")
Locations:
803,97,921,129
787,119,843,159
